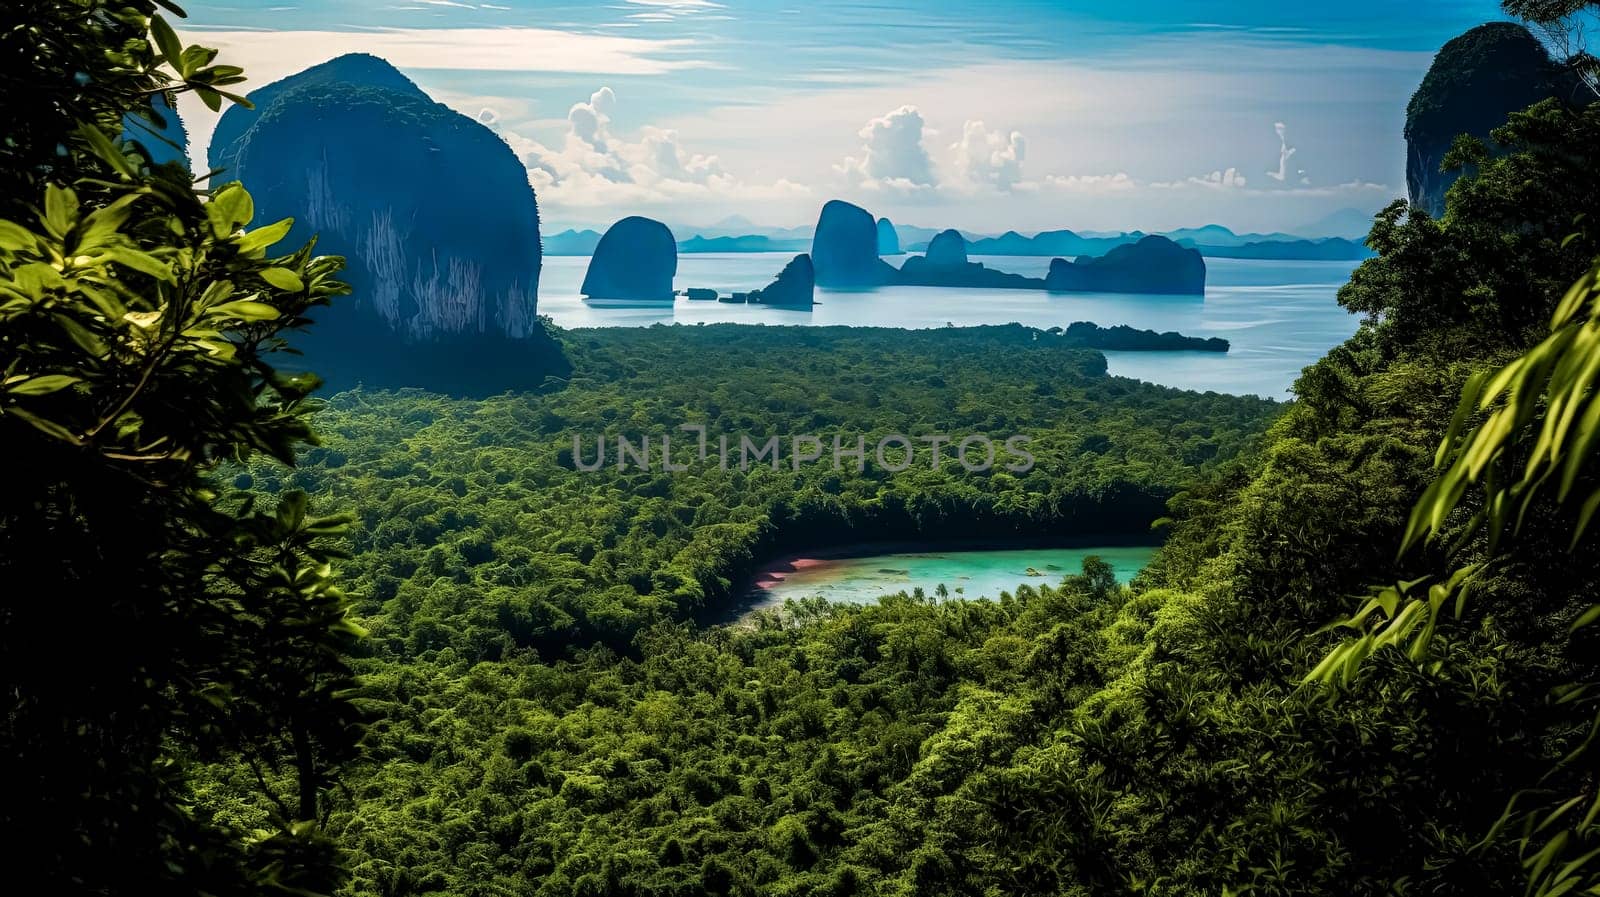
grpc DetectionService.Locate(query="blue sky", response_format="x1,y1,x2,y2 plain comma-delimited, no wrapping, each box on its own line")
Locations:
176,0,1511,233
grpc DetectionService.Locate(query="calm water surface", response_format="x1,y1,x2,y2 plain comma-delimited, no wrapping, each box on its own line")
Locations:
538,253,1361,398
737,544,1156,616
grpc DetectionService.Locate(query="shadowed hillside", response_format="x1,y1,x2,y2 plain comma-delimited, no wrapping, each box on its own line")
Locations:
210,53,567,394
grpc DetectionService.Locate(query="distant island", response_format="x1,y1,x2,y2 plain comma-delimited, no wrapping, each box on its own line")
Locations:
812,200,901,288
749,254,816,308
952,229,1140,258
1045,236,1206,295
1055,321,1228,352
877,218,902,255
582,216,677,306
926,227,1374,261
1187,237,1372,261
552,219,1379,261
679,234,810,253
894,229,1046,290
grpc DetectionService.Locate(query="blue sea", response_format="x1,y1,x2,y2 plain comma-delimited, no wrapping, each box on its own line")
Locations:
538,252,1363,399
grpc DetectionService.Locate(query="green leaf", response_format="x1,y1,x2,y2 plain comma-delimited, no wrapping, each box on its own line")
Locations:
78,194,140,248
6,374,81,396
150,15,186,71
104,247,174,282
0,220,39,252
209,300,280,321
42,185,78,240
259,268,304,292
1574,604,1600,632
209,184,253,233
195,87,223,113
236,218,292,254
210,88,253,109
179,45,218,77
75,125,138,180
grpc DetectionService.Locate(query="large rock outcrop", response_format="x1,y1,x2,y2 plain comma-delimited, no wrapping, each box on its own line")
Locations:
582,217,678,303
924,229,968,267
208,53,565,393
812,200,895,287
1406,23,1578,217
877,217,901,255
1045,236,1205,295
750,254,815,308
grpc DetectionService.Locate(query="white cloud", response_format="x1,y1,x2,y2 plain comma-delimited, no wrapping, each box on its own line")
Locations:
176,25,708,173
1267,121,1297,182
500,86,809,211
1045,172,1136,193
180,26,705,76
658,43,1423,230
952,120,1026,190
836,105,937,190
567,87,616,147
1151,167,1249,190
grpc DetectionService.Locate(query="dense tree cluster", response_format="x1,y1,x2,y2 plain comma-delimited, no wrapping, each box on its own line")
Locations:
232,324,1276,658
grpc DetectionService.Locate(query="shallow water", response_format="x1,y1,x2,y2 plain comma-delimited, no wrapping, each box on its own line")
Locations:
737,544,1156,616
538,253,1361,398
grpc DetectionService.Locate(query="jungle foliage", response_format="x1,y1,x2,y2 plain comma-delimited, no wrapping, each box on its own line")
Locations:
13,4,1600,897
198,56,1600,897
0,4,362,895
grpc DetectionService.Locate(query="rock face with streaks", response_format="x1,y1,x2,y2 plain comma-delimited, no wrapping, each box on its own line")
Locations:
1045,236,1205,295
209,53,565,393
582,217,678,303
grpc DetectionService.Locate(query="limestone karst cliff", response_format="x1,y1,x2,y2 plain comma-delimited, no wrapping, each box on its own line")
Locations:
877,217,902,255
750,254,816,308
1405,23,1579,216
582,217,678,304
812,200,896,287
208,53,564,393
923,229,968,267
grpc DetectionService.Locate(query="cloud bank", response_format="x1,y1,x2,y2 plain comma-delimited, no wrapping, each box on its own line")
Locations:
836,105,938,192
498,86,807,211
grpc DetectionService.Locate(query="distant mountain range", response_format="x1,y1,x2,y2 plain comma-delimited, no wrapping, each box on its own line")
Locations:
914,228,1374,261
545,220,1378,261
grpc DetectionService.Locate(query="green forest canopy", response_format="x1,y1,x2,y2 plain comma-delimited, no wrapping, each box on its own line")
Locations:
11,3,1600,897
212,88,1600,897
